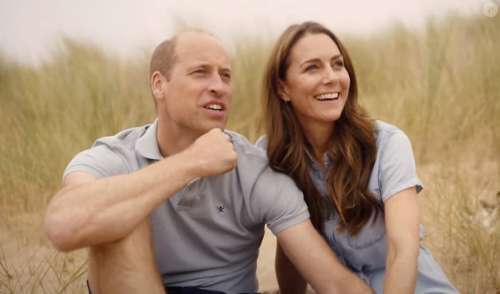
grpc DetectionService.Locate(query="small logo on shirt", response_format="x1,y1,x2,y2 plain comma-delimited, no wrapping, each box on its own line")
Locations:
217,205,225,213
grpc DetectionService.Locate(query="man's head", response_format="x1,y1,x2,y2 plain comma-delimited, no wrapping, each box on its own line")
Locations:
150,31,232,138
150,36,178,81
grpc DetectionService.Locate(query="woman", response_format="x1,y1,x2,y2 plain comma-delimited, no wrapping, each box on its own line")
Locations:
258,21,458,293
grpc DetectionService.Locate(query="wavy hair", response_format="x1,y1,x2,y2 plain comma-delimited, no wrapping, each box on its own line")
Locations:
262,21,381,235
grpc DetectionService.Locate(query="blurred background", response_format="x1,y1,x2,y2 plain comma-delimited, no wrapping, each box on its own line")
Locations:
1,0,499,293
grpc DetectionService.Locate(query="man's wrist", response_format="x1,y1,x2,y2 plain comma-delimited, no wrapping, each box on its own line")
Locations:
172,149,203,182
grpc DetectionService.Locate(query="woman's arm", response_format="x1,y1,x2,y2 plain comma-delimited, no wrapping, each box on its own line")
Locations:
276,243,307,294
383,187,420,294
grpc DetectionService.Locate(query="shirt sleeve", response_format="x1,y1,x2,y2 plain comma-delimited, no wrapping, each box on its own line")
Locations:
250,168,310,235
63,143,129,180
378,131,423,202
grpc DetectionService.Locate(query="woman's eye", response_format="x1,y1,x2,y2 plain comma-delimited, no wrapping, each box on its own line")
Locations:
305,64,318,72
334,60,344,68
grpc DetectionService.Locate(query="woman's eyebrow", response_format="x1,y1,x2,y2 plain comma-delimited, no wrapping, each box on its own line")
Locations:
300,54,343,67
300,58,321,67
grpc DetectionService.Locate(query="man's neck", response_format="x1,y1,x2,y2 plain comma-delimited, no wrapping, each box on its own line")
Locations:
156,118,200,157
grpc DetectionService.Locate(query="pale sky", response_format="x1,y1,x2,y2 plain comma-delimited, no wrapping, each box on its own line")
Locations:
0,0,488,65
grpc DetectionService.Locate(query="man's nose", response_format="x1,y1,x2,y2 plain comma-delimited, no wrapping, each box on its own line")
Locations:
209,74,230,98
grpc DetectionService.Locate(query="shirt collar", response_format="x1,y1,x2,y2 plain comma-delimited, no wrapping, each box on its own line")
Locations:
305,147,333,172
135,119,163,161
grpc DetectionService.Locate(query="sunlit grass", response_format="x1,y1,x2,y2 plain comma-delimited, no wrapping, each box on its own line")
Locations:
0,13,499,293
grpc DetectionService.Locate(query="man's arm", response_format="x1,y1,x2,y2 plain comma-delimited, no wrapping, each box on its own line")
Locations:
276,243,307,294
44,129,236,252
276,220,373,294
383,187,420,294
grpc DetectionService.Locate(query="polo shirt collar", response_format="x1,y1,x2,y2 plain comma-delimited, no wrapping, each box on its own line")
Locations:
135,119,163,161
305,147,333,172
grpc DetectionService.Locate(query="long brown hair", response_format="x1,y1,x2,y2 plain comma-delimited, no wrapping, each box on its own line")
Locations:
262,21,381,235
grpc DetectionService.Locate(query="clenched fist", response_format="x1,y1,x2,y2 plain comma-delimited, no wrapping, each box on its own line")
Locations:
182,128,237,178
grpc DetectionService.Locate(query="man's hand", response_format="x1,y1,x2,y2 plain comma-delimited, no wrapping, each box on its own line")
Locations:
45,128,237,251
183,128,237,177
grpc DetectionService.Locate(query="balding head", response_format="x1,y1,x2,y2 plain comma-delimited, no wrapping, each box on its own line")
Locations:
149,36,178,80
149,31,221,80
150,30,232,139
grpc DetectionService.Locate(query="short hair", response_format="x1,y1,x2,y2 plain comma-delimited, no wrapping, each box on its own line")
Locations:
149,36,179,80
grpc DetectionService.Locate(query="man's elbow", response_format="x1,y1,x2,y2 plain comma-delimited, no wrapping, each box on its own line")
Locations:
43,210,81,252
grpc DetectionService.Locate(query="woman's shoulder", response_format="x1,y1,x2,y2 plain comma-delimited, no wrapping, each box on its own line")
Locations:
374,120,406,137
373,120,411,148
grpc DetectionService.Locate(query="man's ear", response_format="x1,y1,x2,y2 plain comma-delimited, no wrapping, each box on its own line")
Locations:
278,80,291,102
151,71,166,99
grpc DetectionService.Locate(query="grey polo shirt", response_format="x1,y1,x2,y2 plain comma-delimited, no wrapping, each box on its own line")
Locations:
64,120,309,293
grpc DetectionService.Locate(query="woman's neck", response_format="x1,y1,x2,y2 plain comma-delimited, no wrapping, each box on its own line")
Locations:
301,122,334,167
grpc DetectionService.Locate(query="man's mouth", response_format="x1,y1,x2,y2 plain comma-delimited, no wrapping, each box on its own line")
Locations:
314,92,340,101
203,103,225,111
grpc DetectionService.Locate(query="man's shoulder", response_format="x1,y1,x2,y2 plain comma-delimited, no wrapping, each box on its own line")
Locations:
225,130,268,166
92,124,149,152
63,123,151,178
224,130,299,193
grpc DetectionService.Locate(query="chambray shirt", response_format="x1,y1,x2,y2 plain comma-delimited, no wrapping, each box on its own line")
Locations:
257,121,458,293
257,121,422,273
308,121,424,274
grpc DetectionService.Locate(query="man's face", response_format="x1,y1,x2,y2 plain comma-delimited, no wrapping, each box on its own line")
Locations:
157,33,232,137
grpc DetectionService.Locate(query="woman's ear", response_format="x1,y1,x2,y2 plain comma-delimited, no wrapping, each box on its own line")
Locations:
278,80,291,102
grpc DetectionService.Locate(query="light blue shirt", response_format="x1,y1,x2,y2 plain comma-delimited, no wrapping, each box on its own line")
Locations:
257,120,457,293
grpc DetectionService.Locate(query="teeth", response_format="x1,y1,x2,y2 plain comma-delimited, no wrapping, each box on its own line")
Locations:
315,92,339,100
206,104,223,110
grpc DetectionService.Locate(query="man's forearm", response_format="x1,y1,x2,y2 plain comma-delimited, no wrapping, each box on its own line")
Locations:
277,221,373,294
276,244,307,294
44,151,198,251
45,128,237,252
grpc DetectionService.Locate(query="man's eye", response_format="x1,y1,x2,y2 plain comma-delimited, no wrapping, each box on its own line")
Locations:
221,73,231,82
191,69,207,75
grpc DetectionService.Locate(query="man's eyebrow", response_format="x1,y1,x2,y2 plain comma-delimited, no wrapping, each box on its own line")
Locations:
187,64,231,73
187,64,209,71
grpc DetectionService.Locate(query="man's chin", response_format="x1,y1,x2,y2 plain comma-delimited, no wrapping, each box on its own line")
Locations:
199,122,227,133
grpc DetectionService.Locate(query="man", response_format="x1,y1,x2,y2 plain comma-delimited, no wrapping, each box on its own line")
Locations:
44,31,372,294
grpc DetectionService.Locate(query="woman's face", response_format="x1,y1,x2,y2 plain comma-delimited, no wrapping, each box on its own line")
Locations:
282,33,350,131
